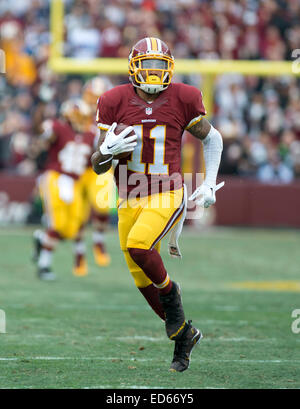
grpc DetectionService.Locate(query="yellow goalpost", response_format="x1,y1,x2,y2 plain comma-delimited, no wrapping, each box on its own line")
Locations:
49,0,299,117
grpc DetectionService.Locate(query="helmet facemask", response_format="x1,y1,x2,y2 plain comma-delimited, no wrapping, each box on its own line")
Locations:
129,53,174,94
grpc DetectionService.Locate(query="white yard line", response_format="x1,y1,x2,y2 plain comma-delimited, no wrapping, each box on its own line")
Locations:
0,356,299,364
0,357,158,362
26,334,276,343
0,384,228,389
212,337,276,342
95,335,165,342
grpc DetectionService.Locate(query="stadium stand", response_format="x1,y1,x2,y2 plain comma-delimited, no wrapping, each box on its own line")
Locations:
0,0,299,180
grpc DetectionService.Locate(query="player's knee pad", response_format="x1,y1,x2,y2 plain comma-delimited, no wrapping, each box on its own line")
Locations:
126,223,153,250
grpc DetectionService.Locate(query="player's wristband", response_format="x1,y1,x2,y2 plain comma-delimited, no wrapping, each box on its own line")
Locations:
98,154,113,166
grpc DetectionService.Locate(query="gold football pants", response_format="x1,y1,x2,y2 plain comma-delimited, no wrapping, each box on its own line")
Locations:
118,188,184,288
79,167,114,224
39,170,85,239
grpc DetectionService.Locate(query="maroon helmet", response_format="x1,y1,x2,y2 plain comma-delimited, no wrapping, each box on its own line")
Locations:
128,37,175,94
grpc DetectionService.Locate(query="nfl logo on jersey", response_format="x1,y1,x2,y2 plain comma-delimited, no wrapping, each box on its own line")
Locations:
145,107,152,115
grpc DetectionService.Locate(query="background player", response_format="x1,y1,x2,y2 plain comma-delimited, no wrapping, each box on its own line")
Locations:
91,37,223,372
33,99,96,280
74,76,115,273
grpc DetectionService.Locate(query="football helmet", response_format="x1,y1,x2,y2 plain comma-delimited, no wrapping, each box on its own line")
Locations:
82,76,113,108
60,99,92,133
128,37,174,94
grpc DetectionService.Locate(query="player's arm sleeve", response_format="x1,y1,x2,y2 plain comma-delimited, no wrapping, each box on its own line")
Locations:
183,86,223,188
188,115,223,188
96,95,113,131
201,125,223,187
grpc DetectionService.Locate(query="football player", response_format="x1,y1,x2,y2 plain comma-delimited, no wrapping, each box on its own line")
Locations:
75,77,115,273
91,38,223,372
33,99,96,280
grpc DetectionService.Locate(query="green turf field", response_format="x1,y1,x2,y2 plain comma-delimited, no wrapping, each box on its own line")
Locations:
1,226,300,389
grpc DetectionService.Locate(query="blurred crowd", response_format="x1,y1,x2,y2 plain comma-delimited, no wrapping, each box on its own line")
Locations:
1,0,300,183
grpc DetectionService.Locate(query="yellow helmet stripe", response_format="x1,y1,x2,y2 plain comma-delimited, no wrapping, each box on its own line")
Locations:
150,37,158,51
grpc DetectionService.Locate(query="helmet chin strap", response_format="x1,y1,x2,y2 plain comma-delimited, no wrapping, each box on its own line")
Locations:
140,83,164,94
129,75,167,94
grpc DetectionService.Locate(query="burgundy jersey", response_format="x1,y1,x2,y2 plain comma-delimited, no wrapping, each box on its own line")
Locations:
96,83,206,197
43,119,95,179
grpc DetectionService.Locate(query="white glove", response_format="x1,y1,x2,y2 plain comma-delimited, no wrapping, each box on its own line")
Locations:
100,122,137,156
189,181,225,208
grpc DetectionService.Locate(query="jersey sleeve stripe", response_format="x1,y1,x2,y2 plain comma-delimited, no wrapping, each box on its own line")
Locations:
97,123,110,131
185,115,203,130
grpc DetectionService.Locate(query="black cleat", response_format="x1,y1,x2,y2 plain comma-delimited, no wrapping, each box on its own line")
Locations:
38,267,56,281
169,320,202,372
159,281,186,340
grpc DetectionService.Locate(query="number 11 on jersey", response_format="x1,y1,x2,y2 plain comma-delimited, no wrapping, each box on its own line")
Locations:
127,124,169,175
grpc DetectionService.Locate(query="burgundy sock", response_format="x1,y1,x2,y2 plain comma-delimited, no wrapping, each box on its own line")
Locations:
47,229,61,240
128,247,172,294
42,229,61,251
138,284,165,321
93,212,109,226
